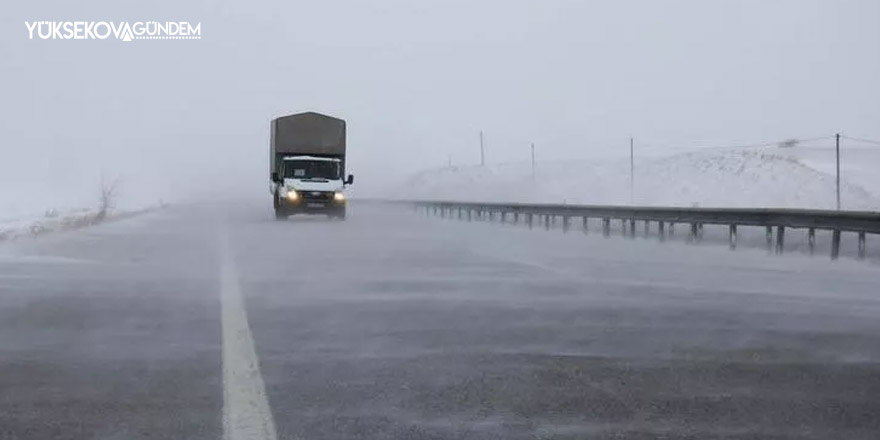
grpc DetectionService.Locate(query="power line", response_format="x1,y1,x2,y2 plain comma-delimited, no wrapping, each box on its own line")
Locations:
841,135,880,147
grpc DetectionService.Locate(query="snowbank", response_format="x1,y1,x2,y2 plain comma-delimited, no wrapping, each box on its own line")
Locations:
0,205,158,242
396,149,880,210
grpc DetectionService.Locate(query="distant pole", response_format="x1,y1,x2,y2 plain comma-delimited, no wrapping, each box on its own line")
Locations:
629,137,634,205
480,130,485,166
530,142,536,181
836,133,840,210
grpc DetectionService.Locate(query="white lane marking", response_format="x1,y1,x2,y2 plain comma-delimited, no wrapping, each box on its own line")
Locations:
220,231,278,440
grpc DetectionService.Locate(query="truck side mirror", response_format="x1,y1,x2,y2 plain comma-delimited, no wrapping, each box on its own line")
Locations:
271,172,281,183
345,174,354,185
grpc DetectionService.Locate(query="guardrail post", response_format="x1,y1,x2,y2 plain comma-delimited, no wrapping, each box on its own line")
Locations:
621,219,627,236
831,229,841,260
629,219,636,238
697,223,704,242
808,228,815,255
658,221,665,242
582,216,589,234
775,226,785,254
602,218,611,237
527,213,534,230
729,224,737,250
765,226,773,251
545,215,551,231
689,223,698,243
858,232,866,260
669,222,674,237
644,220,649,237
562,216,570,233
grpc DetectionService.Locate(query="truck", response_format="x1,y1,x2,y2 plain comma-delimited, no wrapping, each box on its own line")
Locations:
269,112,354,220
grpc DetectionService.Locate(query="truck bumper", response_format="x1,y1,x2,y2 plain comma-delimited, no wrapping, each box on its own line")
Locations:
277,198,346,217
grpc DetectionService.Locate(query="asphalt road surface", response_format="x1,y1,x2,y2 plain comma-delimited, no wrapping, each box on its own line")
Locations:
1,202,879,440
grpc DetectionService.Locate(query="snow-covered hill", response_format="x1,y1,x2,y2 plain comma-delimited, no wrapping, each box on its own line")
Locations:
397,148,880,210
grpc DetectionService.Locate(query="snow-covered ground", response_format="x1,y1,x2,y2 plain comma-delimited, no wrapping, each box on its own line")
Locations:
0,183,163,241
396,146,880,210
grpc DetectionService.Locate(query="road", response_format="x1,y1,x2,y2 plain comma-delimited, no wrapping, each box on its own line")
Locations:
1,201,879,440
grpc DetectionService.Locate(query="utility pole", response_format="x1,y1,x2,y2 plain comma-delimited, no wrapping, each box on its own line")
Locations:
479,130,485,166
530,142,536,181
836,133,840,210
630,137,634,205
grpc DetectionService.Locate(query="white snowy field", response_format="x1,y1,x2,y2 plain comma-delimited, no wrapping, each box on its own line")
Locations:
396,146,880,211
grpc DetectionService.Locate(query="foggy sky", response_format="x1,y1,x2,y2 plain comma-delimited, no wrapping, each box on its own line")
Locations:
2,0,879,206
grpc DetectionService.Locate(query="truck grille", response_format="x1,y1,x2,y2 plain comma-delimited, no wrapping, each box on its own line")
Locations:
301,191,334,201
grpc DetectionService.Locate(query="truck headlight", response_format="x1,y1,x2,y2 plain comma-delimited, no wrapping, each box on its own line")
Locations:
286,190,299,201
333,192,346,201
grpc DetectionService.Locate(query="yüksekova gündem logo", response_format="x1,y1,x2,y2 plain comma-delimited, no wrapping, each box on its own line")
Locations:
25,21,201,41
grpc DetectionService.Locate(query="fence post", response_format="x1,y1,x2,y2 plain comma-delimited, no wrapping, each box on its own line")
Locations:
527,213,533,230
582,216,589,234
831,229,841,260
603,218,611,237
765,226,773,251
808,228,815,255
689,223,698,243
729,224,737,250
858,232,866,260
697,223,704,242
776,226,785,254
658,221,665,242
545,215,551,231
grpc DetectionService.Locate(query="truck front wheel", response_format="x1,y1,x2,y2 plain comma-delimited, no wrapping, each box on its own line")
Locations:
273,192,289,220
330,207,346,220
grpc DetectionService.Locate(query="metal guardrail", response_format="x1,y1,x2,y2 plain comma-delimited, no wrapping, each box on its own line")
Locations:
412,200,880,260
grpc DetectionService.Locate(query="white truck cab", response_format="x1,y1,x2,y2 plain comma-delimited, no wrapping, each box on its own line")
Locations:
272,155,353,219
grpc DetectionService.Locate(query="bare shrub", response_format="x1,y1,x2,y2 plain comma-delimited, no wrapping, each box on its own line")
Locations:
778,138,799,149
96,175,121,221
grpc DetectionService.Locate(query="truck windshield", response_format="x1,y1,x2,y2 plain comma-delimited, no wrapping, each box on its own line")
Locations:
283,160,341,180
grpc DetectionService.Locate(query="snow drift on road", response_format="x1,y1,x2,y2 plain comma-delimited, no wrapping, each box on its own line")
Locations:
397,149,880,210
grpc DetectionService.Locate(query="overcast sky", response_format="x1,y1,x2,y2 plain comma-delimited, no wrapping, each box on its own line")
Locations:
2,0,878,206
